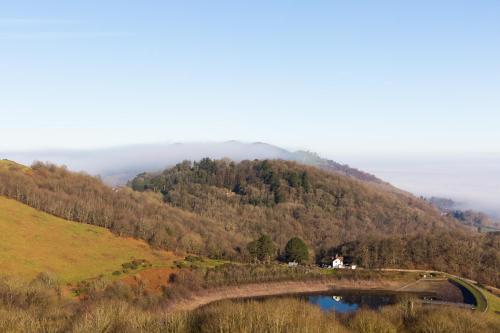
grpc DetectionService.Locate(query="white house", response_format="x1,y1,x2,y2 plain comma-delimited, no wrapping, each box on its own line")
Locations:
332,256,344,269
330,256,357,269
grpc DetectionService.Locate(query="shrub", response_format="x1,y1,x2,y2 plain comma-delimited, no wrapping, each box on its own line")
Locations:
185,255,202,263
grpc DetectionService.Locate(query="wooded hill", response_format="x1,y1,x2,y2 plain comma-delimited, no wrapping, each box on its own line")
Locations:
130,158,457,243
131,159,499,286
0,159,498,286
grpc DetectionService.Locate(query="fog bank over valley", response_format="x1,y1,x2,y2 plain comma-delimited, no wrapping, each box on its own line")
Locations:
337,153,500,218
3,142,499,218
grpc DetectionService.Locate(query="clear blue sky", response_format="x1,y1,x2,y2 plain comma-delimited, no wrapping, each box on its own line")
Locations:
1,1,499,155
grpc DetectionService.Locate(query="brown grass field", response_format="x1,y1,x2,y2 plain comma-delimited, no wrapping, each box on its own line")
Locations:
0,196,179,283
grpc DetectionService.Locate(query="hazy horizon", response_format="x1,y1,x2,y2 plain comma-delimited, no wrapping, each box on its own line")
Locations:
2,140,499,218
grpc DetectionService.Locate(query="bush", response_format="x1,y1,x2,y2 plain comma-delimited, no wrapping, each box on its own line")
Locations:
121,259,151,271
185,255,202,263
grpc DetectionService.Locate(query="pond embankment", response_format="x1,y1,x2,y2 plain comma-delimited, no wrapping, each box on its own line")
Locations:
166,278,413,312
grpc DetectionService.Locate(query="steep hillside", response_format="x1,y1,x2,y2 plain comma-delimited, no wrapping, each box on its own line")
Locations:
131,158,454,243
0,196,177,282
0,159,497,286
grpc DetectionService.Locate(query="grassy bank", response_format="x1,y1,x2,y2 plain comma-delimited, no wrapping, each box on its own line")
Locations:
448,277,488,312
481,287,500,314
160,263,420,305
0,196,178,282
194,263,419,288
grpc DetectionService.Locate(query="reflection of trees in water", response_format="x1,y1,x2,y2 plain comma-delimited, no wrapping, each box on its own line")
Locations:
336,293,396,309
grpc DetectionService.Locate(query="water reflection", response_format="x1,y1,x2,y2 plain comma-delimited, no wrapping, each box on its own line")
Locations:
304,292,399,313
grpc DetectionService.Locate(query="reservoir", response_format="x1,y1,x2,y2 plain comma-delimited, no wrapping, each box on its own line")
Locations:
234,287,476,313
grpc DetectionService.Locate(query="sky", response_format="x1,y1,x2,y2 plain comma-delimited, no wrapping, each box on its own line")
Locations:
1,1,500,156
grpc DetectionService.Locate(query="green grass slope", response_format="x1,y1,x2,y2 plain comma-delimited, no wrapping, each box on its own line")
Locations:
0,196,176,282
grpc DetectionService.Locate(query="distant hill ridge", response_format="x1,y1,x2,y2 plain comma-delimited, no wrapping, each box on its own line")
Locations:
1,141,383,185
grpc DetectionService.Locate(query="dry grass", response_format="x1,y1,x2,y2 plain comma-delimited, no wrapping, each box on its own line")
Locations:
175,298,500,333
191,299,348,333
0,196,178,283
480,287,500,314
1,278,499,333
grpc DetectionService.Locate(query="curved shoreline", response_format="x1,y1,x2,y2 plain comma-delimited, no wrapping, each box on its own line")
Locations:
166,278,410,312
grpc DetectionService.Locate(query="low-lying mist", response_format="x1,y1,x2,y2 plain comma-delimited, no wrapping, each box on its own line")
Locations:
338,153,500,218
2,143,498,219
1,141,292,186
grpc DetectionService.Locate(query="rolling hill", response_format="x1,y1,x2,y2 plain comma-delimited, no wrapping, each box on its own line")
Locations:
0,159,498,287
0,196,176,282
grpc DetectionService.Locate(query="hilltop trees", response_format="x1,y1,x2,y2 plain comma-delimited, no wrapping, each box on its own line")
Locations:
284,237,309,263
247,235,277,263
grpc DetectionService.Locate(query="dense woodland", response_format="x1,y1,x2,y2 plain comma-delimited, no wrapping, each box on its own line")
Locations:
131,158,499,286
0,159,499,286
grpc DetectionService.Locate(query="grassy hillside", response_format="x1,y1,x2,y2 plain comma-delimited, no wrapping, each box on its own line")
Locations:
0,196,176,282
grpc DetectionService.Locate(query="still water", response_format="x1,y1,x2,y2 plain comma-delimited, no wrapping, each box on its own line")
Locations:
240,291,426,313
304,292,402,313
